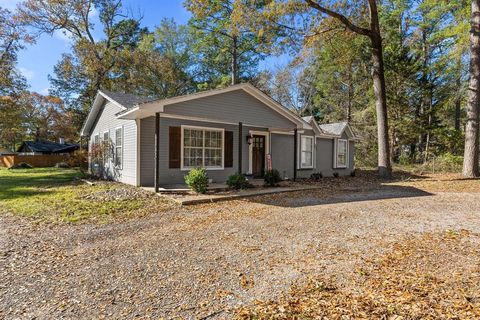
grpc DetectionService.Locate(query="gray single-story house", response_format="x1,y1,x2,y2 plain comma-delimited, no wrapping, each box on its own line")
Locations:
80,83,358,188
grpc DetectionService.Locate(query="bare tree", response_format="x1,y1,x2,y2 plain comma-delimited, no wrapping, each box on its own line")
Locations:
305,0,391,177
463,0,480,178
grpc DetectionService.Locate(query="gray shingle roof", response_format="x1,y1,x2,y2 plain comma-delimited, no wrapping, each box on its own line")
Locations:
101,90,153,109
301,116,314,123
18,141,79,154
318,122,348,136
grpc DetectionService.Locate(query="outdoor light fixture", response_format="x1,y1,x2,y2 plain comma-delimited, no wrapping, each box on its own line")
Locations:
246,135,253,145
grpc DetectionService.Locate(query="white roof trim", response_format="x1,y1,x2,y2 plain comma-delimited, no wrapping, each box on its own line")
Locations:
80,90,127,136
117,83,304,128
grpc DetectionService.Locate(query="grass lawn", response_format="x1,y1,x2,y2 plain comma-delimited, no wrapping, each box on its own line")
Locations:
0,167,175,223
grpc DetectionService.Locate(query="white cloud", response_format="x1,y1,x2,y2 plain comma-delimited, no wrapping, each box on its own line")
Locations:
0,0,21,10
39,88,50,95
19,67,34,81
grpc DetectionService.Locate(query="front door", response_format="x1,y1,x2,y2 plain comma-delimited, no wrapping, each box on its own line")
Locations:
252,135,266,177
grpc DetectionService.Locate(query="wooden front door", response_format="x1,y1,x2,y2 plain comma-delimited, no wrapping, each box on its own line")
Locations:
252,135,266,177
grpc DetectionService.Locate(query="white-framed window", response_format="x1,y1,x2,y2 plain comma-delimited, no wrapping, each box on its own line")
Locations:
336,139,348,168
300,135,314,168
115,127,123,168
103,131,109,162
93,134,99,146
182,126,224,170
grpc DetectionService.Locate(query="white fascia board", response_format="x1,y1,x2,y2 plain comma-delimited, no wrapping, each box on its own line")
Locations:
80,93,104,136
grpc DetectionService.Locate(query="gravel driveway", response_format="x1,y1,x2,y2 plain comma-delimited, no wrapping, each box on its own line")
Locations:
2,183,480,319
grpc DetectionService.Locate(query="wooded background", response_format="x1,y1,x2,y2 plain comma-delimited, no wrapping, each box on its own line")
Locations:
0,0,477,176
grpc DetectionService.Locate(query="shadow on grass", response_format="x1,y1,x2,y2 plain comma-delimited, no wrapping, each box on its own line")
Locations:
0,168,82,201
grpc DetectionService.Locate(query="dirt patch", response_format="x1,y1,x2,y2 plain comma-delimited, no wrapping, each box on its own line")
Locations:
80,186,154,201
236,230,480,319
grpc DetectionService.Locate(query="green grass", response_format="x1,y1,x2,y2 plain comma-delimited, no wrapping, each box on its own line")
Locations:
0,167,172,223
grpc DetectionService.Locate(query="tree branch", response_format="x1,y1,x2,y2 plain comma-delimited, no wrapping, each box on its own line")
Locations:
304,0,372,37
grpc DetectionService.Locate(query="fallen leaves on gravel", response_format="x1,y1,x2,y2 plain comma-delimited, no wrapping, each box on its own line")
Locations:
235,230,480,319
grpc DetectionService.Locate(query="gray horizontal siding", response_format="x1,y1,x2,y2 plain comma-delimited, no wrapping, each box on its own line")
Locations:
140,116,242,186
88,101,137,185
163,90,297,129
138,116,356,186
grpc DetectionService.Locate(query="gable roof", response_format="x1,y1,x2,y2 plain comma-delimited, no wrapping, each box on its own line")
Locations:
100,90,153,109
116,83,305,128
319,121,359,140
319,122,348,136
81,90,152,136
18,141,79,154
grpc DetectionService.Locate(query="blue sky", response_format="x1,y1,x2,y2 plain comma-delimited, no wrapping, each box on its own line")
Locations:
2,0,287,94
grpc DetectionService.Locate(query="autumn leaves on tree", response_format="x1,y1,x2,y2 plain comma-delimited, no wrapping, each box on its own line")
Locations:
1,0,479,177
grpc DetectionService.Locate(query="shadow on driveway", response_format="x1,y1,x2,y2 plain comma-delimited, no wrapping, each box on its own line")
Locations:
245,185,433,208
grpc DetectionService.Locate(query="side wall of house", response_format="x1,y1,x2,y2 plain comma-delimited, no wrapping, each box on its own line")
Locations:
163,90,296,129
89,100,137,185
140,116,256,186
271,131,355,179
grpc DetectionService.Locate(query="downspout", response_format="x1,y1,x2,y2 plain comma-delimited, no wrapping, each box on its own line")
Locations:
293,128,298,181
238,122,243,173
154,112,160,192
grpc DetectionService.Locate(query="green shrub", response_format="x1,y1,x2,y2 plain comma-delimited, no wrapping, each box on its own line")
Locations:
398,154,411,166
184,168,208,194
264,169,281,187
310,172,323,180
226,172,250,190
435,153,463,172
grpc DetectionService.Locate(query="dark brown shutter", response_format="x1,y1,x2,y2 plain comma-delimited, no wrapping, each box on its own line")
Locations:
224,130,234,168
169,126,181,168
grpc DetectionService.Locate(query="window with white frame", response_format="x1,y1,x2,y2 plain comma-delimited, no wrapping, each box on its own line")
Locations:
183,127,223,169
103,131,109,162
336,139,348,168
94,134,99,145
115,127,123,168
300,135,314,168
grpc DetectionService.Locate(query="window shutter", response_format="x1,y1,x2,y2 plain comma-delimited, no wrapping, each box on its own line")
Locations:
224,130,234,168
169,126,181,168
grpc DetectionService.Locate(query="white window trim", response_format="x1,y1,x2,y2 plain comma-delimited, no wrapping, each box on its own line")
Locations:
114,126,123,169
300,135,315,169
103,130,110,164
335,138,349,169
93,134,99,145
180,125,225,171
247,130,270,175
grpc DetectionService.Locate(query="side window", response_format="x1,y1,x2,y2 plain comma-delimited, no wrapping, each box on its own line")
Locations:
103,131,109,162
300,135,314,168
115,127,123,168
336,139,348,168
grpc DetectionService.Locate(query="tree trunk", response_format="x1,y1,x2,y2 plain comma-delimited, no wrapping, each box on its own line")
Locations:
463,0,480,178
303,0,391,177
455,67,462,131
370,33,392,178
231,35,238,85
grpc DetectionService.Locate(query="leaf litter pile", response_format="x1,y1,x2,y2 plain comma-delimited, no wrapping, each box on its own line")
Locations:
236,230,480,319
